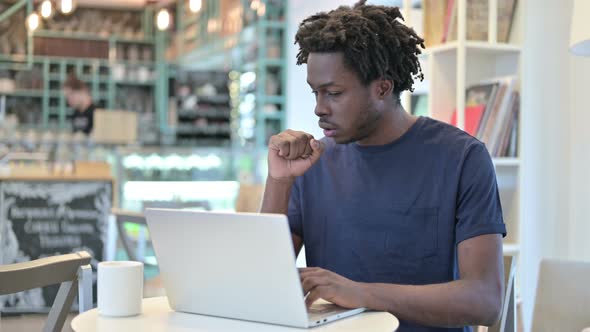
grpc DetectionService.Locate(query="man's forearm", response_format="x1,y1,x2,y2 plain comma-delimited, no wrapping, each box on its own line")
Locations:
360,279,501,328
259,176,294,214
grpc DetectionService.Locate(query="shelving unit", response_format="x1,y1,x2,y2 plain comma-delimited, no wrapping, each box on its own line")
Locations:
493,157,520,167
422,41,521,57
0,57,158,131
173,0,288,149
401,2,525,319
401,1,527,327
402,0,523,253
168,69,232,146
1,0,288,148
0,4,164,144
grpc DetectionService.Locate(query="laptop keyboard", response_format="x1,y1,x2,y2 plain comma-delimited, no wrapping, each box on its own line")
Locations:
308,302,341,315
307,302,350,322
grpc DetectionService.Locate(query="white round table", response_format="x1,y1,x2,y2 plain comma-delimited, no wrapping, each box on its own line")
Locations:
581,328,590,332
72,297,399,332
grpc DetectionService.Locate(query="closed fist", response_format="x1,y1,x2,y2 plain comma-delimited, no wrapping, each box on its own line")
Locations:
268,129,325,181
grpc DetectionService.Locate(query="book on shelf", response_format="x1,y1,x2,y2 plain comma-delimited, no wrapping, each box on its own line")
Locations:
495,92,519,157
450,76,519,157
441,0,457,44
411,94,429,117
423,0,450,47
481,76,517,156
450,104,485,136
434,0,518,45
450,81,499,135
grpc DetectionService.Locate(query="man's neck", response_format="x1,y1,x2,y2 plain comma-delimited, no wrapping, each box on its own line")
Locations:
356,104,417,146
78,98,92,112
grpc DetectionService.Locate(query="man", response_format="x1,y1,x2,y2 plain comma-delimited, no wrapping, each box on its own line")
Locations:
63,74,95,135
260,1,506,331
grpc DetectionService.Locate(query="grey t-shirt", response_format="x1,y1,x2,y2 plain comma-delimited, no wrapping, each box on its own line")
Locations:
288,116,506,332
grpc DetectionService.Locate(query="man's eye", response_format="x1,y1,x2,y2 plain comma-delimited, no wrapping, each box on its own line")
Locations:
327,91,342,96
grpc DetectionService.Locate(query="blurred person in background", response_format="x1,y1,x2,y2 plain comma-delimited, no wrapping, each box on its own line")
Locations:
63,74,95,135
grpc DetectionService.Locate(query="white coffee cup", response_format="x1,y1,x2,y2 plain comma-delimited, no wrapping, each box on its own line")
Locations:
97,261,143,317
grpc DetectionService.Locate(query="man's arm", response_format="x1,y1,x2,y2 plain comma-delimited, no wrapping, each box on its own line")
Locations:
301,233,504,327
260,176,303,256
260,129,324,257
364,234,503,327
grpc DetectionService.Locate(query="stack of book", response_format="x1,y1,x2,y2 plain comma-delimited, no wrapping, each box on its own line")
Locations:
450,76,519,157
423,0,518,47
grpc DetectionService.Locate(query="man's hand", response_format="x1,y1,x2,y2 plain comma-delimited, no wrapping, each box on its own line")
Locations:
268,130,325,181
300,267,367,309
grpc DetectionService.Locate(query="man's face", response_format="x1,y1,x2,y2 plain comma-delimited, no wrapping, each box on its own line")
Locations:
307,52,382,144
64,88,83,110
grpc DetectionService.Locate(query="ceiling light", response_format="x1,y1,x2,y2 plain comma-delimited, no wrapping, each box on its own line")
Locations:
26,13,40,31
40,0,53,19
189,0,202,13
156,8,170,31
59,0,74,15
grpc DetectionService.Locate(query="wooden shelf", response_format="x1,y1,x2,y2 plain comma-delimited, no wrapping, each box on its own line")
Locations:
240,58,284,72
262,112,283,120
114,80,155,86
178,109,231,119
503,243,520,256
33,30,154,44
421,41,521,58
175,126,231,136
259,20,287,29
0,90,44,97
263,96,285,104
493,158,520,167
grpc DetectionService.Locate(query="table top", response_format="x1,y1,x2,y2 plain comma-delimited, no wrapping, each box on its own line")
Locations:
71,297,399,332
581,328,590,332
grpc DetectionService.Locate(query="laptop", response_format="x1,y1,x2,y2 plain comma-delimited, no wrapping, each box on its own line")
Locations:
144,208,366,328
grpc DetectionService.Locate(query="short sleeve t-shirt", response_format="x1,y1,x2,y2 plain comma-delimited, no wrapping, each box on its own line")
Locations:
71,104,95,135
288,116,506,332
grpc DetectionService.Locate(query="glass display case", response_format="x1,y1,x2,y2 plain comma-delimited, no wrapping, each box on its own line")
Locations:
113,146,268,212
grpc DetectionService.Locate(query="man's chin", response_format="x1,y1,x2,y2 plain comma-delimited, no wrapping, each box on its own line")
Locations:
331,135,355,145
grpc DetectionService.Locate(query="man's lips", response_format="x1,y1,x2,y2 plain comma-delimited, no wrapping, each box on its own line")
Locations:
319,122,338,137
323,129,336,137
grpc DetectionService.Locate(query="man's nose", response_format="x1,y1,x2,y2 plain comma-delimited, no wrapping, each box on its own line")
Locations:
314,98,330,117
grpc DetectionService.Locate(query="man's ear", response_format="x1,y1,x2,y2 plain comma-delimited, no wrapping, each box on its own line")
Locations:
375,79,394,99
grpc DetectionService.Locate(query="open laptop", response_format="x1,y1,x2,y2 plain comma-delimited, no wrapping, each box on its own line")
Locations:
144,208,366,328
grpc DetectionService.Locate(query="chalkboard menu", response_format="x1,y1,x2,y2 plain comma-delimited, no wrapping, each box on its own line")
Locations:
0,181,112,312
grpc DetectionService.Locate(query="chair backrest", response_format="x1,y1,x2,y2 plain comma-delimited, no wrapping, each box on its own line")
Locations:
532,259,590,332
111,208,148,263
0,251,93,332
235,184,265,213
142,200,211,211
488,255,518,332
113,201,211,264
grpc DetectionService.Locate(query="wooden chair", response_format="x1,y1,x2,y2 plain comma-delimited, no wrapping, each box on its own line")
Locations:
0,251,93,332
112,201,210,265
531,259,590,332
235,184,265,213
111,208,152,265
487,255,518,332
